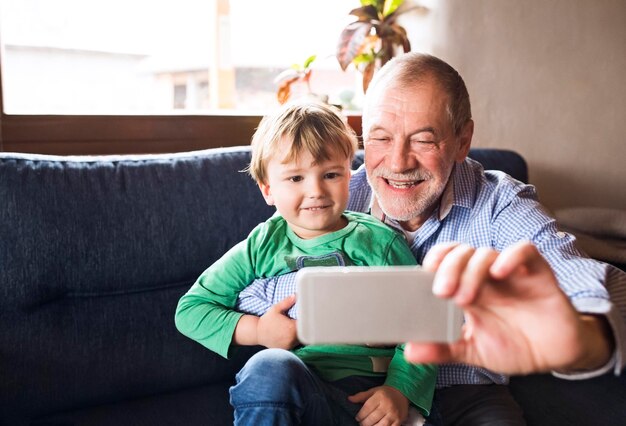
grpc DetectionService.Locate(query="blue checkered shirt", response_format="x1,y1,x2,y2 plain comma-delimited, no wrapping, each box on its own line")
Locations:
237,158,626,387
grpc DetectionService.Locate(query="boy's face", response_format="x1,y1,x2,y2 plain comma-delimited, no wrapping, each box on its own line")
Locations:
259,138,351,239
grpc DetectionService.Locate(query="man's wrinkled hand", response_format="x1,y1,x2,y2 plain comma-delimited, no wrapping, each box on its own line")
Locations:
404,241,613,375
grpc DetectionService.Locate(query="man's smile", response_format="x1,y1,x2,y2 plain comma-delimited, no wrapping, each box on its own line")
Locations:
383,177,424,189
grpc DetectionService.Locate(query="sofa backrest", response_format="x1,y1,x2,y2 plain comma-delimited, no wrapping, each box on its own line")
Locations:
0,146,527,422
0,147,274,422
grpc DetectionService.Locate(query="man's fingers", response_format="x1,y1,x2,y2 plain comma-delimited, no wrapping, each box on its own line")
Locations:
490,240,544,279
422,242,462,272
404,341,465,365
456,247,499,305
432,244,475,298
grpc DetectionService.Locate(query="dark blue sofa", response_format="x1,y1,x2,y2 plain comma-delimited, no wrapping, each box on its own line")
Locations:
1,146,624,425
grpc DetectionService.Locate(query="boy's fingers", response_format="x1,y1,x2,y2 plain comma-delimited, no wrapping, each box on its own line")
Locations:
272,294,296,313
348,390,369,402
352,389,377,423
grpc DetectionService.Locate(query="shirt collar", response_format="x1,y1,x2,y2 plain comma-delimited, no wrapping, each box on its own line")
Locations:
450,159,478,212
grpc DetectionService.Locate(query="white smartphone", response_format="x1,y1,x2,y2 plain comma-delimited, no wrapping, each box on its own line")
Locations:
296,266,464,345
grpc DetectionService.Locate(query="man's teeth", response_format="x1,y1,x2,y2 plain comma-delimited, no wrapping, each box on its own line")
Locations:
386,179,419,188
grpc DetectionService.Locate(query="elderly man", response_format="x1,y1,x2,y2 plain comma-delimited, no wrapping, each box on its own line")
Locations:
229,53,626,425
344,52,625,424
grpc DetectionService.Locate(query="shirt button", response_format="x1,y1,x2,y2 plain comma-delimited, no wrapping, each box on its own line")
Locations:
556,231,567,238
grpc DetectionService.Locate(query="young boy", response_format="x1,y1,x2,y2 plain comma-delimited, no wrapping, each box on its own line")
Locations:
175,100,435,425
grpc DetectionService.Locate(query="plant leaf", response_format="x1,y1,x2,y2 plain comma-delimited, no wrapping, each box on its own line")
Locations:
359,0,379,9
303,55,317,70
349,5,379,22
273,68,301,85
276,76,299,104
383,0,404,17
277,85,290,104
389,23,411,52
336,21,373,70
353,51,376,66
362,60,377,93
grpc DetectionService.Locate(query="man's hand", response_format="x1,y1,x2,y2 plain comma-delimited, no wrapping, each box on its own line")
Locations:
257,294,299,350
404,241,614,375
349,385,409,426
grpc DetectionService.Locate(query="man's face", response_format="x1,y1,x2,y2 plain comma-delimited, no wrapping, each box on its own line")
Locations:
363,79,471,231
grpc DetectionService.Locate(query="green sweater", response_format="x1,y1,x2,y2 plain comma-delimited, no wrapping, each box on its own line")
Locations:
175,211,436,415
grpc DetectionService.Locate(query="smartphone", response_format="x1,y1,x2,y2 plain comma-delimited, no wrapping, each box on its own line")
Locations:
296,266,463,345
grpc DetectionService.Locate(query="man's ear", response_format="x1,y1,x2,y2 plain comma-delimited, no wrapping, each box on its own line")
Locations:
258,182,275,206
455,119,474,163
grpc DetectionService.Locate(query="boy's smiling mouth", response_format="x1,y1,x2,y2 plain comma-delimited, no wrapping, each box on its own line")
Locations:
301,204,331,211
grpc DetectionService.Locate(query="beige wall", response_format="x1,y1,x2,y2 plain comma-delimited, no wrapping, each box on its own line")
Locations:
430,0,626,212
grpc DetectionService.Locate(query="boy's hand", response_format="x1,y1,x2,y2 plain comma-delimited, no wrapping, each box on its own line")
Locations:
349,385,409,425
257,294,299,350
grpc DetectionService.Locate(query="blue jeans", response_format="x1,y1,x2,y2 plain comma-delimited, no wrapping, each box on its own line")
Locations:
229,349,525,426
229,348,386,426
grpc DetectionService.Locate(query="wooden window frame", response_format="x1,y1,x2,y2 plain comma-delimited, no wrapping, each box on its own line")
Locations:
0,72,362,156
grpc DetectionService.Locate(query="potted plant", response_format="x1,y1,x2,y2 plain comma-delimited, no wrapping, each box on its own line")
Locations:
273,55,318,104
336,0,423,92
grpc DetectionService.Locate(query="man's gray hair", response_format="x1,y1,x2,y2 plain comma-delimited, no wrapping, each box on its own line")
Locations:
364,52,472,136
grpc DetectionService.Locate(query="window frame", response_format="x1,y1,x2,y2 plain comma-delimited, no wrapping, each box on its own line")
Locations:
0,111,265,155
0,61,362,156
0,112,362,157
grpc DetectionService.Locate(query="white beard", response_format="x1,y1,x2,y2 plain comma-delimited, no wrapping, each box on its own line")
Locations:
367,167,448,222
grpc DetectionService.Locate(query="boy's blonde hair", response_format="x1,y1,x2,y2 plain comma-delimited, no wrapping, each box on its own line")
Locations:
248,100,358,184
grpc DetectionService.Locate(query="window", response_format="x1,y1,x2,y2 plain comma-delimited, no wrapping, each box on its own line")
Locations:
0,0,433,154
1,0,366,114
